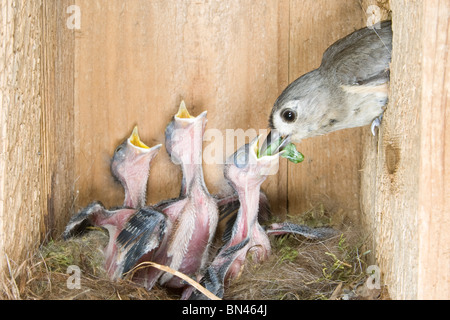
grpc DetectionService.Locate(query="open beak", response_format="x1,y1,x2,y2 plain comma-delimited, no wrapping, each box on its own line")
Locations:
258,130,290,158
128,126,162,153
248,135,283,176
175,101,195,119
175,101,207,123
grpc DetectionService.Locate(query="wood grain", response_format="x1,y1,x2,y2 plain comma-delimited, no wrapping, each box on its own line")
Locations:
40,0,76,239
287,0,366,217
417,0,450,299
361,0,450,299
0,0,43,272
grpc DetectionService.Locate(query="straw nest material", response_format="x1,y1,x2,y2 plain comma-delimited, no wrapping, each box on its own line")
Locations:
1,206,389,300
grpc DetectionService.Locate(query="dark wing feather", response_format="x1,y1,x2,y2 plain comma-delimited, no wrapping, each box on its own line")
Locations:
189,237,250,300
62,201,108,240
116,207,167,274
266,222,339,240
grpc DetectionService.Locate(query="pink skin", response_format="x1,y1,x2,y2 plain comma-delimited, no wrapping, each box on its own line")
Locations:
101,140,161,277
63,203,137,279
110,139,161,209
63,134,162,280
132,110,219,291
95,207,137,279
207,138,280,285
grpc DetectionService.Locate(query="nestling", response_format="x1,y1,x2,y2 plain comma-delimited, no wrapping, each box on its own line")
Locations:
62,127,164,279
119,102,219,294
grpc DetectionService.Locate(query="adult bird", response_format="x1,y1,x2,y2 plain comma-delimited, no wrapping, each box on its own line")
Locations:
268,21,392,143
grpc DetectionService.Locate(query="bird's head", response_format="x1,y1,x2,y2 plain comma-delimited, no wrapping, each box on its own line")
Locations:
268,70,337,142
165,101,207,165
224,134,283,190
111,126,162,207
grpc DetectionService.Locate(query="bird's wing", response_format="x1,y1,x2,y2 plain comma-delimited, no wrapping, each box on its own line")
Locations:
321,21,392,86
189,237,251,300
116,207,168,275
153,197,179,211
266,222,339,240
62,201,110,240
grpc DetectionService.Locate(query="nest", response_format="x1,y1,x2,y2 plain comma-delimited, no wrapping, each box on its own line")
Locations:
1,207,389,300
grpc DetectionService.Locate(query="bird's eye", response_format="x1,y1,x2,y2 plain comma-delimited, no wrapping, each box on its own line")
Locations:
234,149,249,169
115,146,123,154
281,109,297,123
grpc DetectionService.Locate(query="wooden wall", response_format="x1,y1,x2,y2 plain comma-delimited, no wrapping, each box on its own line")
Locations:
0,0,75,288
361,0,450,300
1,0,43,278
286,1,366,218
417,0,449,299
41,0,76,244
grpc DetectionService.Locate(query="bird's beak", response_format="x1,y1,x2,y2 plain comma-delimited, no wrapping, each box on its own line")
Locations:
127,126,162,154
250,135,283,176
258,130,290,158
175,101,207,123
175,101,195,119
128,126,150,149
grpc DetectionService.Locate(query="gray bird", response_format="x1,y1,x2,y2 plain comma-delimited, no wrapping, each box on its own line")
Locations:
268,21,392,142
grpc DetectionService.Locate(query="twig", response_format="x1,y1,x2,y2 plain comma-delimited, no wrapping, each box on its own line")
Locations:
125,261,221,300
4,254,20,300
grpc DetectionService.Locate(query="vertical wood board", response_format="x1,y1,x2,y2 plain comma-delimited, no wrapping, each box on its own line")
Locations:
361,0,423,299
417,0,450,299
40,0,76,239
0,0,43,273
287,0,366,217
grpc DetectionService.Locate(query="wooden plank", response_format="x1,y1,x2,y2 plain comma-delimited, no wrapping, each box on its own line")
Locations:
40,0,75,238
74,0,289,216
0,0,43,273
417,0,450,299
361,0,423,299
287,0,365,217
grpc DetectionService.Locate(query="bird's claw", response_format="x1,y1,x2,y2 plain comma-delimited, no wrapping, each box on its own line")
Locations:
371,115,383,136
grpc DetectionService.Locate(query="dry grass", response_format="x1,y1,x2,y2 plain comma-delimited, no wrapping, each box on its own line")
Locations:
0,206,389,300
224,231,374,300
223,204,390,300
0,229,173,300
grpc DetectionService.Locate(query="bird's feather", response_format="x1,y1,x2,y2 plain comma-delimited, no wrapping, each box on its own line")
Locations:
321,21,392,87
117,207,167,274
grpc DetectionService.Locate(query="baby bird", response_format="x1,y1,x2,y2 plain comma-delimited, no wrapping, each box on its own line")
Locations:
189,136,280,299
269,21,392,142
111,126,162,209
62,127,164,279
118,102,219,293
